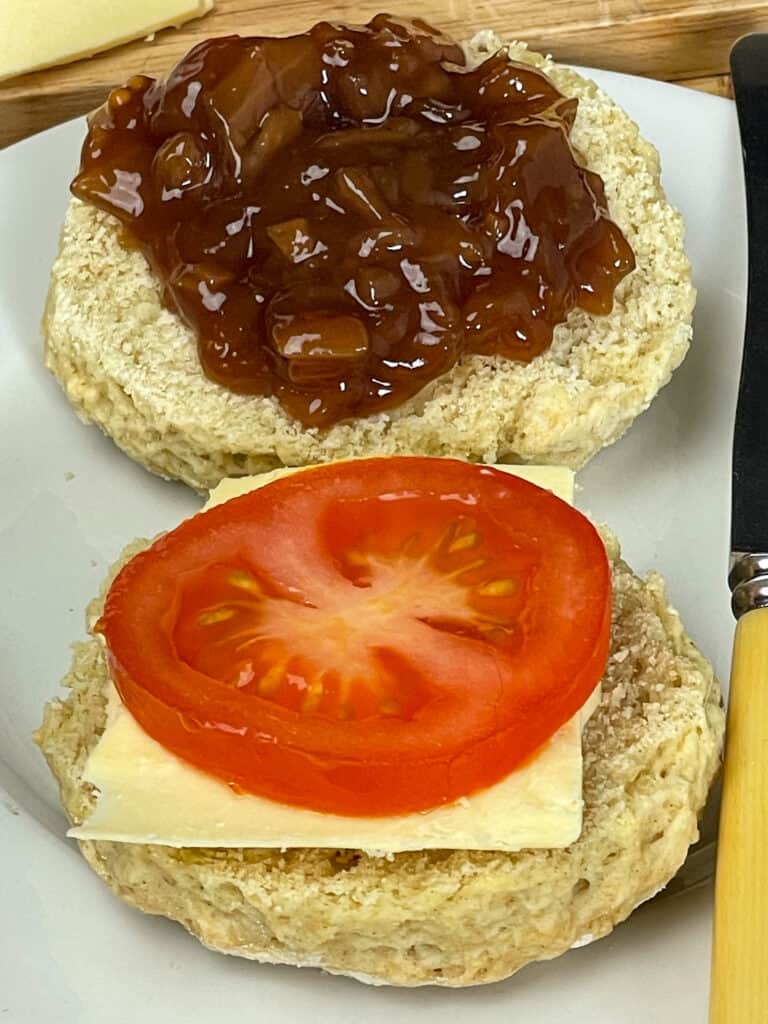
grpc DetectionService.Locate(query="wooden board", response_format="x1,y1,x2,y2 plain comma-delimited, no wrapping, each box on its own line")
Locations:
3,0,762,147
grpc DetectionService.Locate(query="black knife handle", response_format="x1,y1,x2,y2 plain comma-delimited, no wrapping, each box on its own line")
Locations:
730,36,768,555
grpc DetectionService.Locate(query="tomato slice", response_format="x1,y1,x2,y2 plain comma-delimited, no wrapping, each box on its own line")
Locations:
98,457,611,816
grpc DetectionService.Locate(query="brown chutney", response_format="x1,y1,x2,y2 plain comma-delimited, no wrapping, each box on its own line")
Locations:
72,15,635,428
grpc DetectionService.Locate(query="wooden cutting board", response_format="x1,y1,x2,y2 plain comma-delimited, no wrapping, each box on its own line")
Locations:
3,0,765,148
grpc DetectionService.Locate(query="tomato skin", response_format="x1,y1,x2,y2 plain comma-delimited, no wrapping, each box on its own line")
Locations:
99,457,611,816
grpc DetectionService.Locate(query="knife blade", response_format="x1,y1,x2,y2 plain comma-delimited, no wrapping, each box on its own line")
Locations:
710,34,768,1024
729,35,768,595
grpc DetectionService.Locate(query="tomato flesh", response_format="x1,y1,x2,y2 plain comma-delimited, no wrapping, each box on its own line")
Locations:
99,457,611,816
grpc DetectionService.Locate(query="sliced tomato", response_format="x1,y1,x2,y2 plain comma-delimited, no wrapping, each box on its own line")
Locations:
98,456,611,816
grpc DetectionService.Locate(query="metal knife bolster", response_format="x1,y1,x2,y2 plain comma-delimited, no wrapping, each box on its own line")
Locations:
729,35,768,617
730,552,768,618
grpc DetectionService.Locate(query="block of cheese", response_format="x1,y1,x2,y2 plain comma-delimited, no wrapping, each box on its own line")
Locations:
70,463,602,853
0,0,213,83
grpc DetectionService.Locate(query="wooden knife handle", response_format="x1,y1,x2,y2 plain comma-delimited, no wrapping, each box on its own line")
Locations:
710,606,768,1022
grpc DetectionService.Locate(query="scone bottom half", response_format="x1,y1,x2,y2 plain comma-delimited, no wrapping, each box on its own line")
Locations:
42,19,694,492
36,460,724,987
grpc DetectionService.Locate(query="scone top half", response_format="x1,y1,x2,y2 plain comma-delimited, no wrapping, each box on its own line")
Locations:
44,16,694,491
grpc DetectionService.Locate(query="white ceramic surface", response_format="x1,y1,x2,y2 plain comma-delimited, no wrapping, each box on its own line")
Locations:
0,67,744,1023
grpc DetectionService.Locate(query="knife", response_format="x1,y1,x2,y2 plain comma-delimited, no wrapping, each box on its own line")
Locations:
710,34,768,1024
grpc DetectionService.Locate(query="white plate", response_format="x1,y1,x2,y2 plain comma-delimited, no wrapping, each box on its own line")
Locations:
0,67,744,1023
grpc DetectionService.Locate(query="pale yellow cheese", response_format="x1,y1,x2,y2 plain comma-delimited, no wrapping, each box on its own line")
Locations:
70,462,601,853
0,0,213,83
207,462,576,511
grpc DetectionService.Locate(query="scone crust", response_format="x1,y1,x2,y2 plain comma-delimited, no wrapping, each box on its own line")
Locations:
43,36,694,492
37,529,723,987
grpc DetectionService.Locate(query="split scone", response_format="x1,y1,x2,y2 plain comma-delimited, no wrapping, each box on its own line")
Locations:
43,19,694,492
37,459,723,986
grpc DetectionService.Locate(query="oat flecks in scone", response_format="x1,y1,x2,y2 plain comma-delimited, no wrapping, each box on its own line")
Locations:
36,527,723,987
43,36,694,492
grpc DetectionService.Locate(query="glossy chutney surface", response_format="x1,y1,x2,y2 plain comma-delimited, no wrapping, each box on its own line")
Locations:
73,15,635,427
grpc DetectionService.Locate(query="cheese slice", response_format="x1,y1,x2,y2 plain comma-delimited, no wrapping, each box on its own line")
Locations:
208,463,576,511
0,0,213,83
70,462,601,853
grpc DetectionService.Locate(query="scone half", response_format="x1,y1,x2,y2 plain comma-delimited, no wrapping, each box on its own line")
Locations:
43,35,694,492
37,527,723,987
